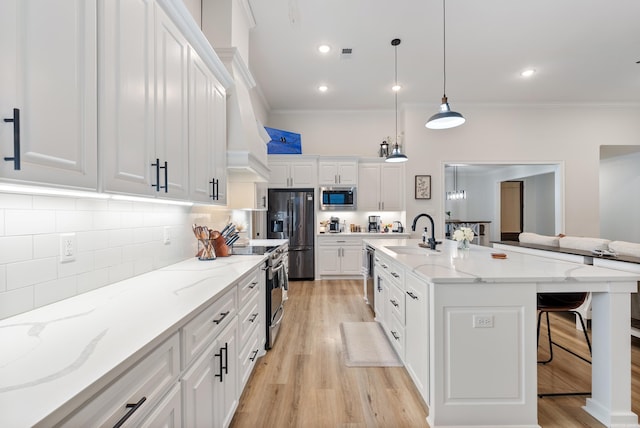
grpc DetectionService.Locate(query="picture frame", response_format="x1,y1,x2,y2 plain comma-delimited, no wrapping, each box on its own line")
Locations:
415,175,431,199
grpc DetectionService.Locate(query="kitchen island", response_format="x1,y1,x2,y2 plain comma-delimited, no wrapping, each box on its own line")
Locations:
365,238,639,428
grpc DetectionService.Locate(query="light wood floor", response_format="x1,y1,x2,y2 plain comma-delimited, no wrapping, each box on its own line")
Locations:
231,280,640,427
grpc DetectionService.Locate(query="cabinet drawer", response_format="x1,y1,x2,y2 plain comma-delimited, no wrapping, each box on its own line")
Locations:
238,327,261,390
318,236,362,246
182,286,237,367
238,291,261,346
59,333,180,428
388,282,406,325
238,267,262,309
387,315,405,361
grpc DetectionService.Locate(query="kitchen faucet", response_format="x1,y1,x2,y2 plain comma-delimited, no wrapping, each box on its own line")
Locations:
411,213,440,250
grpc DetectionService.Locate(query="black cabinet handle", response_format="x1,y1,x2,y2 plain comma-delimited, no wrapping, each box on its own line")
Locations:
3,108,20,170
406,291,418,300
390,299,399,308
391,331,400,341
113,396,147,428
249,281,258,289
160,161,168,192
209,178,219,200
261,195,266,208
214,348,224,382
250,349,259,361
212,311,230,325
249,313,258,323
151,159,161,191
222,342,228,375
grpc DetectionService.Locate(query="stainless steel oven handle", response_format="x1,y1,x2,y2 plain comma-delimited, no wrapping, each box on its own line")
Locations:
272,304,285,327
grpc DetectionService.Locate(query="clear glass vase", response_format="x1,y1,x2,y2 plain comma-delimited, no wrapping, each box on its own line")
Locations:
457,239,470,250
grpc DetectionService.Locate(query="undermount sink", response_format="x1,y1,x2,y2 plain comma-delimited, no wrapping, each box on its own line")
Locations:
386,246,442,255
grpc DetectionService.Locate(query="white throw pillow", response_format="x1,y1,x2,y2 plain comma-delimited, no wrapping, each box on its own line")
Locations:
608,241,640,258
559,236,611,252
518,232,560,247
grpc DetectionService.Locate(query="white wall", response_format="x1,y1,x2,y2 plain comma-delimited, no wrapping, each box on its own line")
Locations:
269,104,640,239
600,149,640,242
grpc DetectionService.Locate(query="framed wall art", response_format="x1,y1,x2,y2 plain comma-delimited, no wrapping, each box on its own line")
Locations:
415,175,431,199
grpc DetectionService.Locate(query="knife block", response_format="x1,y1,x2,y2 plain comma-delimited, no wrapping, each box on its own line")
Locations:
213,237,230,257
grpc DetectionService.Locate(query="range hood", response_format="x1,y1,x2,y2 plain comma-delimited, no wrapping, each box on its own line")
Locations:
215,49,270,183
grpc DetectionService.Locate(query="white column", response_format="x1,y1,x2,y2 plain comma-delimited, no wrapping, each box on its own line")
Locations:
583,286,639,427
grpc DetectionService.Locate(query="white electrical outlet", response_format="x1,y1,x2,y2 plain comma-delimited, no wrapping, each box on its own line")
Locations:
473,314,494,328
59,233,76,263
163,226,171,245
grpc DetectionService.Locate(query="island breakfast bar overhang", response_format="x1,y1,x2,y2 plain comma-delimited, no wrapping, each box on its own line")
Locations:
365,238,639,428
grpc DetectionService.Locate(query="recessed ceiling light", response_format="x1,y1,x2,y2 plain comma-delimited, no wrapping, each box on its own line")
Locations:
521,69,536,78
318,45,331,54
392,84,402,92
318,85,328,92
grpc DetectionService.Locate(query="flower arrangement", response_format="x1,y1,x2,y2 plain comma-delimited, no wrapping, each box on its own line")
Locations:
453,227,474,249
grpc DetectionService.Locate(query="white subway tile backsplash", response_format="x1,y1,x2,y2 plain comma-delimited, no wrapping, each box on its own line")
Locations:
56,210,94,232
93,210,122,230
77,268,110,294
76,198,109,211
133,227,154,244
32,195,76,210
34,276,77,308
0,192,208,320
109,261,134,283
108,229,134,247
6,258,58,290
58,252,95,278
0,236,33,264
33,233,60,258
0,286,34,319
0,193,33,209
0,265,6,292
77,230,109,252
5,209,56,236
94,247,122,269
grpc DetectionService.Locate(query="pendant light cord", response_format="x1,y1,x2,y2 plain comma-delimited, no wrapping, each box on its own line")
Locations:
395,44,398,145
442,0,447,98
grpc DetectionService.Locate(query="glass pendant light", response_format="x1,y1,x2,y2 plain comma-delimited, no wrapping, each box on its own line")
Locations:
426,0,465,130
386,38,408,163
446,165,467,200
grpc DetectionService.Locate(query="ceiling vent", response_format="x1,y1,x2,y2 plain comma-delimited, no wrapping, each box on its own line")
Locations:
341,48,353,59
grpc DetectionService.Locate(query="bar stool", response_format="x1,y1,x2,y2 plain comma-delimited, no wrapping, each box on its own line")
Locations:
537,292,592,397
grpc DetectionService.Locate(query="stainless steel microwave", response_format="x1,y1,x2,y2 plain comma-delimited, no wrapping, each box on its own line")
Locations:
319,186,357,211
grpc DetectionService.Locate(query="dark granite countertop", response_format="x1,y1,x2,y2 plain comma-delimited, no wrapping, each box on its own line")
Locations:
493,240,640,265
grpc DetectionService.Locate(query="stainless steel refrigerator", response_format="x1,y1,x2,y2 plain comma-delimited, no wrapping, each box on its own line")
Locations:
267,189,315,280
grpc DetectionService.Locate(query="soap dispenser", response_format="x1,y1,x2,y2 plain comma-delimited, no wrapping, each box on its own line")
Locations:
422,227,428,244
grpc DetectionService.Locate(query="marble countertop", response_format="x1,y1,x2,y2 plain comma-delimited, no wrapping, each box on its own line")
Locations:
365,238,640,288
0,239,285,427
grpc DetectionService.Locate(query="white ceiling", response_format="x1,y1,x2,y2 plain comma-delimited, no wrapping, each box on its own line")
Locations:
247,0,640,111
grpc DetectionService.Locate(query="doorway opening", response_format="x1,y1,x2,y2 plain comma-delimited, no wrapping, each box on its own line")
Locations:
500,181,523,241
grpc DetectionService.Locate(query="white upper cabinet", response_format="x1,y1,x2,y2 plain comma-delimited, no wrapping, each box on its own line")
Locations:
268,156,317,188
0,0,97,189
188,47,227,204
358,162,404,211
318,160,358,186
100,1,189,199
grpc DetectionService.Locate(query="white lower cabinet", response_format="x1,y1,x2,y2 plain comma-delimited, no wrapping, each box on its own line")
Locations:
59,333,181,427
317,236,363,276
404,271,430,405
138,383,182,428
182,315,238,428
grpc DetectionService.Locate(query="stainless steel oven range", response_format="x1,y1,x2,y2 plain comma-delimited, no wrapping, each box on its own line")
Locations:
232,244,289,350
